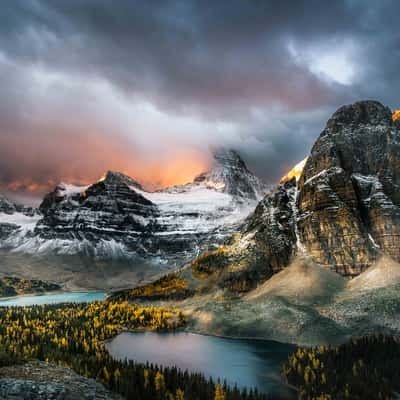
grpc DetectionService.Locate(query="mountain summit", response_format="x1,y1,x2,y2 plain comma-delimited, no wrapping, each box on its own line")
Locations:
298,100,400,275
194,149,266,199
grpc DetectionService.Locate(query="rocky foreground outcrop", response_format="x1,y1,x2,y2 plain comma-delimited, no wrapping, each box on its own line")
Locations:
0,361,121,400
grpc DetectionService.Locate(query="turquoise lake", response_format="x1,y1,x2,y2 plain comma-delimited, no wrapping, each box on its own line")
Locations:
0,291,106,306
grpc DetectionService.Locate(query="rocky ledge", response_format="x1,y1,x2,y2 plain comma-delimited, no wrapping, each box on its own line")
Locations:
0,361,122,400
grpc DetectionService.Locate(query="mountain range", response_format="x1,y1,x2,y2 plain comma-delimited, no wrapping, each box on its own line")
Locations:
0,149,266,269
2,99,400,327
114,100,400,345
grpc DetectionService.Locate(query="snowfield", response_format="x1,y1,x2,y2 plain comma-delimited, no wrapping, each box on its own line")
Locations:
137,185,257,235
0,212,41,232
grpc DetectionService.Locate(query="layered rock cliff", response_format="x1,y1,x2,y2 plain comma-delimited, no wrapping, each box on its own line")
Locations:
297,100,400,275
185,100,400,293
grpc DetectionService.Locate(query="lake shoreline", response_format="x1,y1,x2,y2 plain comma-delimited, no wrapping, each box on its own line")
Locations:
184,327,299,346
0,289,107,302
0,290,301,346
106,330,296,396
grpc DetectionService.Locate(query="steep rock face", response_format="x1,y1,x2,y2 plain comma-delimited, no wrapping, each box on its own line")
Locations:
186,179,296,292
38,171,156,240
0,196,40,240
184,100,400,295
31,172,158,258
297,101,400,275
241,179,297,275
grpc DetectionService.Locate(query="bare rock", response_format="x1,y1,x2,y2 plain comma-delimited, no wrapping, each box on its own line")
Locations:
0,361,122,400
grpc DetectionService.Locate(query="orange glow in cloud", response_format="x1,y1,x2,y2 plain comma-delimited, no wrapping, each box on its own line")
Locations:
0,129,211,195
393,110,400,122
137,154,211,191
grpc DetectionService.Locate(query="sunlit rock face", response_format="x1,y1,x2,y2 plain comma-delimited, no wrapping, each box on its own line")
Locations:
393,110,400,125
280,158,308,183
297,101,400,275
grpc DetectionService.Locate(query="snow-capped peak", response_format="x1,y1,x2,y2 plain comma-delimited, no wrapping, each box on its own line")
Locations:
0,194,17,214
97,170,143,189
192,148,267,200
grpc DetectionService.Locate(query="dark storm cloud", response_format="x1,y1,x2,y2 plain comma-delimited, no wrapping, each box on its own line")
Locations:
0,0,359,115
0,0,399,198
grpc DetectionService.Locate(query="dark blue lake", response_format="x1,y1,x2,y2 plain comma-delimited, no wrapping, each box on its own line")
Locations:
107,331,296,397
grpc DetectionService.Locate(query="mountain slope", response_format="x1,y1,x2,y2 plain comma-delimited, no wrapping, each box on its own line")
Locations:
185,100,400,293
93,101,400,344
0,150,265,267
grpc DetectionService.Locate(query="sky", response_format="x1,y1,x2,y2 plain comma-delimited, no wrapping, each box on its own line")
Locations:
0,0,399,203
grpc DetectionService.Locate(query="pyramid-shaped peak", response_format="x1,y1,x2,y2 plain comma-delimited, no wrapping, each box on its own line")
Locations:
194,148,266,199
99,171,143,189
212,148,246,169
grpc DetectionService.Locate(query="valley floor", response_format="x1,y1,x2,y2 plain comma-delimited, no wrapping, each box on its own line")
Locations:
142,256,400,346
0,250,171,292
2,250,400,347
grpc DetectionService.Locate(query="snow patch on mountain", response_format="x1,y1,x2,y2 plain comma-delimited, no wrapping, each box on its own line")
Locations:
0,213,41,230
56,183,90,198
136,185,256,235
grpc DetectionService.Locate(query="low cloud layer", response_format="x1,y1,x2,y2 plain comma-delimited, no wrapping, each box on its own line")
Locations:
0,0,399,202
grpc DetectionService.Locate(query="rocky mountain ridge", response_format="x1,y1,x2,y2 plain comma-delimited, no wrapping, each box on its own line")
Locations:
0,150,266,267
175,101,400,296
